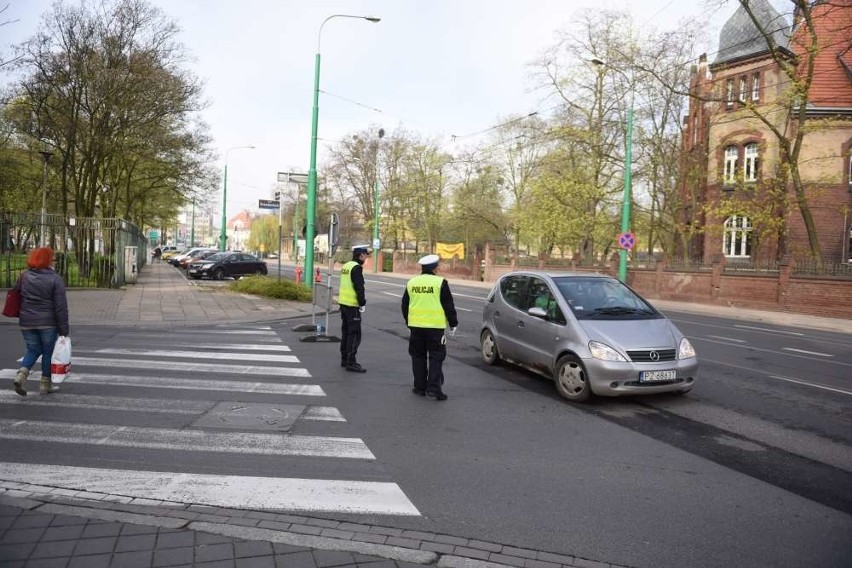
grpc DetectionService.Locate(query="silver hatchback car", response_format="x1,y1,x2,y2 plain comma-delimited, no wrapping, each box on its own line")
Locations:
481,271,698,402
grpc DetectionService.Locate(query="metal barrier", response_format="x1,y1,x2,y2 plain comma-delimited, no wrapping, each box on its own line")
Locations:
1,211,148,288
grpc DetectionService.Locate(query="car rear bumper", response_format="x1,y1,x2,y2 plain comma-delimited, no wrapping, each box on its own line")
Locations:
584,358,699,396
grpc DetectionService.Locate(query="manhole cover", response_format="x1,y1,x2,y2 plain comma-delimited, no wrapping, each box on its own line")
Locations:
192,402,306,431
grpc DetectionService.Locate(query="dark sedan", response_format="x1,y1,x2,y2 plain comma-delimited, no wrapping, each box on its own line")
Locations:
187,252,268,280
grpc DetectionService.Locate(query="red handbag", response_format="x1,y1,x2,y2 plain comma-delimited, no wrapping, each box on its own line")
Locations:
3,274,24,318
3,289,22,317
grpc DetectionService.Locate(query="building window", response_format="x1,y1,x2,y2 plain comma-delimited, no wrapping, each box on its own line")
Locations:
744,143,759,182
726,79,734,107
752,73,761,101
739,76,747,102
724,216,752,258
724,146,738,184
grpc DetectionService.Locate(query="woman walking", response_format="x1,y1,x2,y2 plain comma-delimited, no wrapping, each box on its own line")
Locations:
12,247,70,396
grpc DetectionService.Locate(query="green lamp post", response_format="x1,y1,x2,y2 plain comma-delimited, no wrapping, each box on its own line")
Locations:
592,58,634,283
304,14,381,287
219,145,255,251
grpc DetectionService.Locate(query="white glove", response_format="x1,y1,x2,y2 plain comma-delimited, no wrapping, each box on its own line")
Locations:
359,306,365,313
448,327,457,338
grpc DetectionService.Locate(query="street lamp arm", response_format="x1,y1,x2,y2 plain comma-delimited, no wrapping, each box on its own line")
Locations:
317,14,381,52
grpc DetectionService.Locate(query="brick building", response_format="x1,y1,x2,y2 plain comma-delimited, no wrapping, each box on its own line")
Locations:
677,0,852,265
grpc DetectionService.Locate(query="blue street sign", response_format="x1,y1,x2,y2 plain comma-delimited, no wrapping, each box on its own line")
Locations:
258,199,280,210
618,232,635,250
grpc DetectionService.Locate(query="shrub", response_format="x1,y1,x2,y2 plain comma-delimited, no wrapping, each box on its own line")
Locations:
229,275,313,302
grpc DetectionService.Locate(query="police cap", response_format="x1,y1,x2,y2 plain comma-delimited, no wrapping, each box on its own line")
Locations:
418,254,440,267
352,244,370,255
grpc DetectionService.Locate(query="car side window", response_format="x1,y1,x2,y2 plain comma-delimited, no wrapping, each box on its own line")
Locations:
500,275,527,310
526,277,566,324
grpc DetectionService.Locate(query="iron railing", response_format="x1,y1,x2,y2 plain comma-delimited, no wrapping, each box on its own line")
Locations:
1,211,148,288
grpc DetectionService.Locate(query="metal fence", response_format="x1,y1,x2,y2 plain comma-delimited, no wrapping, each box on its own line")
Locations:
1,211,148,288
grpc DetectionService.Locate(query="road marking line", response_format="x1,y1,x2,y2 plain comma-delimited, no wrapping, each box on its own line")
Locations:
72,357,311,377
0,419,373,459
127,332,282,343
0,391,209,414
781,348,833,357
0,370,324,396
93,349,299,363
694,338,851,367
160,343,292,352
456,307,474,312
0,463,419,516
768,375,852,396
706,335,747,343
303,407,346,422
733,324,804,336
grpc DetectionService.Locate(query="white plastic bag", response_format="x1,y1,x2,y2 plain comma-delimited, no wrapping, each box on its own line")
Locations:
51,336,72,384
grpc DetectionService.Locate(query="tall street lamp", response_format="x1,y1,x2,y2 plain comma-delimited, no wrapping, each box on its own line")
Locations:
592,58,634,283
38,150,52,248
304,14,381,287
372,127,385,273
220,145,255,251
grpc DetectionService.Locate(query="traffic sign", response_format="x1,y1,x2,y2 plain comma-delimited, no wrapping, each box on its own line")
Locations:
618,232,635,250
258,199,280,210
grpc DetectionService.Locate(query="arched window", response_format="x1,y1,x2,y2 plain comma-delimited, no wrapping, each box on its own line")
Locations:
723,216,752,258
744,143,759,182
724,146,738,184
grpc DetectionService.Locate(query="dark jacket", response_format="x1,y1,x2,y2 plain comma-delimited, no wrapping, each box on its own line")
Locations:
17,268,70,336
401,269,458,328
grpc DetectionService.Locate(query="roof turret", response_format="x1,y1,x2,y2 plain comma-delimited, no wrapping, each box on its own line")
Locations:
713,0,790,66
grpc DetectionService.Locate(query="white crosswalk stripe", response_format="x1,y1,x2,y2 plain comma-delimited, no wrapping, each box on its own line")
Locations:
0,324,419,516
93,348,300,363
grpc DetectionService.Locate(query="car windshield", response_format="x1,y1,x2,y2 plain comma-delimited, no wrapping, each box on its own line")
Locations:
203,252,228,262
553,276,660,320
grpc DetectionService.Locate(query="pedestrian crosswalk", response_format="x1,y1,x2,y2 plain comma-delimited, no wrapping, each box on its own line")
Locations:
0,324,420,516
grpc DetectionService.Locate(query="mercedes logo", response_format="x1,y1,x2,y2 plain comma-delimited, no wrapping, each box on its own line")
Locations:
649,351,660,361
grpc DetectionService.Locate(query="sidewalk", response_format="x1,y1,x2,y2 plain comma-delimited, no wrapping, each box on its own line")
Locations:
1,261,849,568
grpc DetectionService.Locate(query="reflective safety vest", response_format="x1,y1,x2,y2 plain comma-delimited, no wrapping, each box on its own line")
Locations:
406,274,447,328
339,261,359,307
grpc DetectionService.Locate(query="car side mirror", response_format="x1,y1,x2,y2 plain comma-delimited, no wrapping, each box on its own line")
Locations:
528,307,548,319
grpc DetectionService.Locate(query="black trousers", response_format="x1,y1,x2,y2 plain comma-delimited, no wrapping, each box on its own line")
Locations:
408,327,446,393
339,305,362,365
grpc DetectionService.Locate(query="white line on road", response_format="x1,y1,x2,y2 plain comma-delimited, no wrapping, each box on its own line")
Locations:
72,357,312,377
303,407,346,422
126,332,282,343
93,349,300,363
455,307,474,312
706,335,747,343
0,370,325,396
694,337,851,367
0,463,419,516
733,324,804,336
0,391,210,414
781,348,834,357
160,343,292,352
0,419,374,459
768,374,852,396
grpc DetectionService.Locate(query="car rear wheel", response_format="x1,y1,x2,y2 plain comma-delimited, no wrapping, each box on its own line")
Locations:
214,268,225,280
554,355,591,403
480,329,500,365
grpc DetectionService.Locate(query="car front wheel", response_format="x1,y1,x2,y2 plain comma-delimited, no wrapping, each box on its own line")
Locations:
554,355,591,403
480,329,500,365
214,268,225,280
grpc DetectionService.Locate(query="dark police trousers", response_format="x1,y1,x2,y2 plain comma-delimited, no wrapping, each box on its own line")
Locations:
340,305,362,366
408,327,446,394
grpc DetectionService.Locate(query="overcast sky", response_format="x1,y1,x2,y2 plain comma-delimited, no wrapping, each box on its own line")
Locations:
2,0,781,218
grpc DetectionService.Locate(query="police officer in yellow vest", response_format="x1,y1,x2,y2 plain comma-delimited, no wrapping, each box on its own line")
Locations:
339,245,369,372
401,254,458,400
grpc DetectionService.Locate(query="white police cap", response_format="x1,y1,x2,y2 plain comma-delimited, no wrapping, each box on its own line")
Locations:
352,244,370,254
418,254,440,266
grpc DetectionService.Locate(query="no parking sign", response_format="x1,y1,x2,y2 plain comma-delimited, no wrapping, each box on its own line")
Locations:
618,232,635,250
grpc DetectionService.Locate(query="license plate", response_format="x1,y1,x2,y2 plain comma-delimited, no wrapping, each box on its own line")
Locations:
639,370,676,383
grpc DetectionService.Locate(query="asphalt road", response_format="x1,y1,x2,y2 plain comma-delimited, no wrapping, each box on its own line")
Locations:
1,269,850,568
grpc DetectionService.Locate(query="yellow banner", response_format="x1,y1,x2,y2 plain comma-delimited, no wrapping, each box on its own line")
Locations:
436,242,465,260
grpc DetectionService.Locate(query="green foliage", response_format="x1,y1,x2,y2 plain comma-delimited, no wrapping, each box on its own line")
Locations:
228,275,312,302
247,214,280,255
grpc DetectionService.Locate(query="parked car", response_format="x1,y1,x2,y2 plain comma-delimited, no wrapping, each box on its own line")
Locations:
480,271,698,403
187,252,268,280
178,248,218,269
161,248,183,261
169,247,207,266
